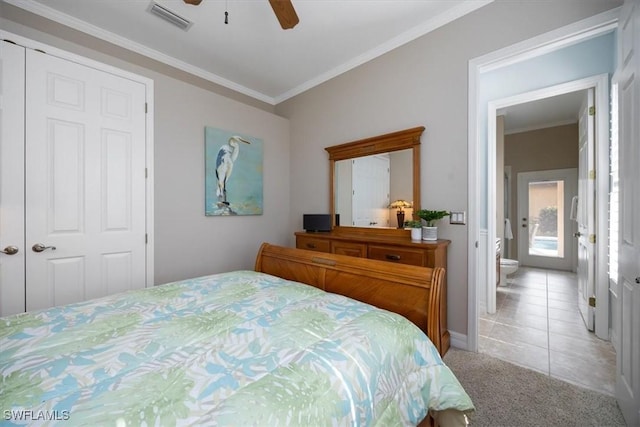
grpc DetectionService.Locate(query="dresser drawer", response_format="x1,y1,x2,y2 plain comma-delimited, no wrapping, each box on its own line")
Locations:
368,245,425,266
296,236,331,253
331,241,367,258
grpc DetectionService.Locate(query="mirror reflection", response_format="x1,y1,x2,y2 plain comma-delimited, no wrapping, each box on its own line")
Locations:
334,149,413,228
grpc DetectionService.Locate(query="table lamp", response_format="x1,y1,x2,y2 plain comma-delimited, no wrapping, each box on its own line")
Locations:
388,200,412,229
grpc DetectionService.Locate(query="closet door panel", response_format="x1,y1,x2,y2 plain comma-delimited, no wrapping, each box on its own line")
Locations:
25,50,147,311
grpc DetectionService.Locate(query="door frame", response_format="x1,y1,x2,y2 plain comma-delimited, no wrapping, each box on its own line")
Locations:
0,30,155,290
467,9,619,351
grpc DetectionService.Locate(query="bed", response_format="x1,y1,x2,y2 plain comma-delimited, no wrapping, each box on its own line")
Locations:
0,243,473,426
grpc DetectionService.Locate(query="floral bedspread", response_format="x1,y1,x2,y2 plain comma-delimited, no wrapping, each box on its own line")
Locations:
1,270,473,426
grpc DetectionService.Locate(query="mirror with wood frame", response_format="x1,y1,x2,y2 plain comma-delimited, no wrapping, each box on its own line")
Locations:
325,126,424,231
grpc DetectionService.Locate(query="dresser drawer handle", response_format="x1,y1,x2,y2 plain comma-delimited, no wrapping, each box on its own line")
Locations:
306,243,316,249
385,254,401,261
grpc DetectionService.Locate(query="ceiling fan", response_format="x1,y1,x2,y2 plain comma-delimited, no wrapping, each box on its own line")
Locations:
183,0,299,30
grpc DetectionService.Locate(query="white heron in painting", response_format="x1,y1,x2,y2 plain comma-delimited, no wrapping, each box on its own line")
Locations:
216,135,251,205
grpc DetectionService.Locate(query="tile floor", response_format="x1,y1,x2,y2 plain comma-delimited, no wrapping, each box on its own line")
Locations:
479,266,617,396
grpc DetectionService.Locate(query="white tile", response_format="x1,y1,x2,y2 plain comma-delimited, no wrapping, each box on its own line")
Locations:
479,268,615,397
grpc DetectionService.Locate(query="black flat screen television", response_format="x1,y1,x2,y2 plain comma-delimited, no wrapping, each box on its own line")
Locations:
303,214,339,232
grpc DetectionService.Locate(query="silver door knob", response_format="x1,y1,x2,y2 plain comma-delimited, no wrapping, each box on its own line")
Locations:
32,243,56,253
1,245,19,255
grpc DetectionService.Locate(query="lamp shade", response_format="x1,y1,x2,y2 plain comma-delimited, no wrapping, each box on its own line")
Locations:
389,200,412,229
388,200,412,210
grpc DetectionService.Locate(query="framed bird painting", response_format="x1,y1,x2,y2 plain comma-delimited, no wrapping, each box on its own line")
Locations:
205,127,263,216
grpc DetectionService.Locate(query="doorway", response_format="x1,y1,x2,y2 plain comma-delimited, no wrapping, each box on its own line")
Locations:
479,73,612,339
467,12,618,353
466,10,619,400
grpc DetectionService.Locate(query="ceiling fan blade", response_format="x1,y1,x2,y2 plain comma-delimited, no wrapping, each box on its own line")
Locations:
183,0,202,5
268,0,299,29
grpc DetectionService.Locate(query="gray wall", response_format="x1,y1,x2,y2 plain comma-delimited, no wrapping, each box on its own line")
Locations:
1,4,291,285
152,76,290,284
275,0,619,336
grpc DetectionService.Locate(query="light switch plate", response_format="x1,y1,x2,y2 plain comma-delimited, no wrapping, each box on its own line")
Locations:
450,211,466,225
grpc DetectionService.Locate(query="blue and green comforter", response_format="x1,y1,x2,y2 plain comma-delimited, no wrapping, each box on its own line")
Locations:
1,270,473,426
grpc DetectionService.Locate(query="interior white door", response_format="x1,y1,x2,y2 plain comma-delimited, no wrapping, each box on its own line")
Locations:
577,88,596,332
516,168,577,271
616,0,640,423
24,49,148,310
0,47,148,313
0,41,26,316
352,155,390,227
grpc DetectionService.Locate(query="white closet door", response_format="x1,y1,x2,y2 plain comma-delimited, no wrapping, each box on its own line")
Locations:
616,0,640,423
24,49,147,310
0,41,26,316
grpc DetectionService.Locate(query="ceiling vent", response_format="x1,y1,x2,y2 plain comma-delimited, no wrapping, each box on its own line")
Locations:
148,2,193,31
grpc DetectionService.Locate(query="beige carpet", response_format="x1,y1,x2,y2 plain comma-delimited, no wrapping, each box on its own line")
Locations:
443,348,627,427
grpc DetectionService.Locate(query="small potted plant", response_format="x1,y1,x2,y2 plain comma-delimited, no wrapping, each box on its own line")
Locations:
404,220,423,241
416,209,450,241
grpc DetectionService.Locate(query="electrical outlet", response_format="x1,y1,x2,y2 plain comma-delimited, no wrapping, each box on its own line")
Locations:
450,211,466,225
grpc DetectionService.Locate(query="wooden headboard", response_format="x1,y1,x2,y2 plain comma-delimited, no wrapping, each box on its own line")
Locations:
255,243,448,355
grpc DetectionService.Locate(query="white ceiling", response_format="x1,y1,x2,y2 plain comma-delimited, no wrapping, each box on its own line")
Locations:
498,90,586,135
6,0,492,104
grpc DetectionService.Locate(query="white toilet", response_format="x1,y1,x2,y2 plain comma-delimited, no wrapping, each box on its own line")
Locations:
500,258,519,285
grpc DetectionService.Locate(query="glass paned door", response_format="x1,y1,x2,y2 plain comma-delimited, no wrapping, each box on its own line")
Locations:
517,169,577,270
527,180,564,258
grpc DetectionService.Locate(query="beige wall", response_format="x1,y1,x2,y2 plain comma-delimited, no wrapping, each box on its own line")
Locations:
1,4,291,285
505,124,579,260
276,1,616,336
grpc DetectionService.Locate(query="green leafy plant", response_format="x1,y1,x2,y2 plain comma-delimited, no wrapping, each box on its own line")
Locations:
415,209,450,227
404,220,422,229
537,206,558,236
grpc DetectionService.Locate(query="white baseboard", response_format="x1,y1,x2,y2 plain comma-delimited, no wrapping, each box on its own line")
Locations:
449,330,469,351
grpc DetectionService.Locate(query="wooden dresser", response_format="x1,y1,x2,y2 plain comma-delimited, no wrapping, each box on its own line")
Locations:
295,230,450,353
